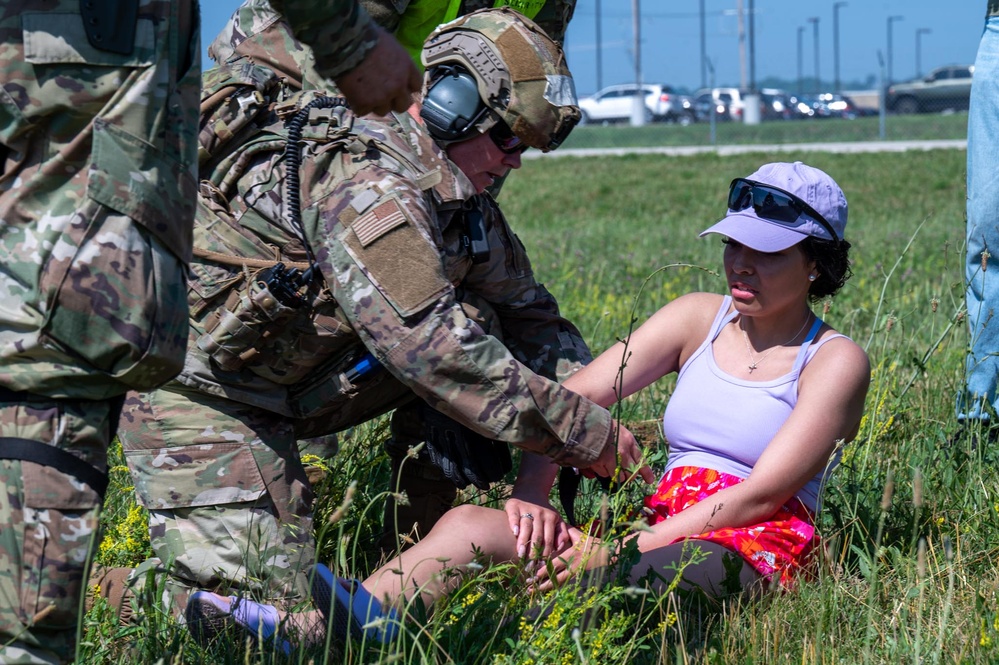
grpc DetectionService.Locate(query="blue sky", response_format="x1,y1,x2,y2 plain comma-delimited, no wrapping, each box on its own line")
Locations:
201,0,984,95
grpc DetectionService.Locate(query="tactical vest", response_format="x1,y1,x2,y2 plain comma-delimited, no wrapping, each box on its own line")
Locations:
188,62,451,434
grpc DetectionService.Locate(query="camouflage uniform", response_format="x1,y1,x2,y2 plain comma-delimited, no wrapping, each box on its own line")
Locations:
208,0,576,86
120,9,605,613
207,0,583,548
0,1,399,663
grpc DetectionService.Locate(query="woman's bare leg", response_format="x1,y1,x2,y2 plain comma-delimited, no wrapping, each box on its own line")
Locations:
363,504,520,610
630,539,761,597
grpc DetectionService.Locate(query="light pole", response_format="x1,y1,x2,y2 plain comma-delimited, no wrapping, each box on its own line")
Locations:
699,0,707,88
797,26,805,96
630,0,643,126
833,2,847,92
595,0,602,91
748,0,756,92
916,28,931,78
808,17,820,93
887,15,904,85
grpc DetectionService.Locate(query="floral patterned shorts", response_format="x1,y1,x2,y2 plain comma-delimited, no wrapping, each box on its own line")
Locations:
643,466,818,586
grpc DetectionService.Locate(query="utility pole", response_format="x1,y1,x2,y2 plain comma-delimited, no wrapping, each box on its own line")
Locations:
797,26,805,97
808,16,820,93
595,0,602,91
630,0,644,125
833,2,847,92
748,0,756,92
699,0,707,88
737,0,747,89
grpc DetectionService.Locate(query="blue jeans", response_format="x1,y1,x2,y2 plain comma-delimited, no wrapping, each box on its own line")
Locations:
960,16,999,423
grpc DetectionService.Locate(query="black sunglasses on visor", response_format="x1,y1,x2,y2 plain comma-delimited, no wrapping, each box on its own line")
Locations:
727,178,839,243
488,121,528,155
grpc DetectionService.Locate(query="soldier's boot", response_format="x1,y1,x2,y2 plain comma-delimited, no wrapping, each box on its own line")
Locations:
378,445,457,557
86,566,137,626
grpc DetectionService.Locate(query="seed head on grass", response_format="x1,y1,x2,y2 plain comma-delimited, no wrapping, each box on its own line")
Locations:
328,480,356,524
913,468,923,509
881,470,895,511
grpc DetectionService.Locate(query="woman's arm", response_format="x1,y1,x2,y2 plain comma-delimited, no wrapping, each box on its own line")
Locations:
634,334,871,552
534,334,870,588
562,293,722,407
500,295,720,558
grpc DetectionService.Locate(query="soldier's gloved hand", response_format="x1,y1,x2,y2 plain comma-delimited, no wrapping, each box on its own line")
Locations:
334,24,421,116
418,404,512,490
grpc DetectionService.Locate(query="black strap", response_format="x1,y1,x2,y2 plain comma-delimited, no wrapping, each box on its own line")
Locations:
0,438,109,499
0,387,31,401
557,467,614,528
80,0,139,56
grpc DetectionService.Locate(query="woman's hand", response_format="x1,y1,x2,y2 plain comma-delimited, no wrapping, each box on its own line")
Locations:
529,527,611,592
504,493,569,562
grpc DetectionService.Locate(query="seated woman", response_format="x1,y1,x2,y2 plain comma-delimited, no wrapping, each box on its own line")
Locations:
195,161,870,647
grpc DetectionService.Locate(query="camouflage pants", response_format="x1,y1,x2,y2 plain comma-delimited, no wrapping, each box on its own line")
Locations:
0,396,117,665
119,385,314,615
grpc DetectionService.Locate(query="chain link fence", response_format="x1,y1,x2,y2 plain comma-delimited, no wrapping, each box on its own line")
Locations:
562,69,971,150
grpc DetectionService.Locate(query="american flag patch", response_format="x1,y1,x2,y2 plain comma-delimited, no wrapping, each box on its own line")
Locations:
353,199,408,247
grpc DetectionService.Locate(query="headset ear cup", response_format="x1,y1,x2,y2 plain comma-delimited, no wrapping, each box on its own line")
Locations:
421,67,487,142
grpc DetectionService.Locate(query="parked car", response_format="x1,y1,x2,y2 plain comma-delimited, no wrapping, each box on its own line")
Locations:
578,83,694,124
693,87,771,122
673,94,702,125
760,88,794,120
807,93,860,119
694,87,747,121
692,91,729,122
886,65,974,114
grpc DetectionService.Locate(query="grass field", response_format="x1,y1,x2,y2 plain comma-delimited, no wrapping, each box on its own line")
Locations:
83,148,999,664
562,113,968,149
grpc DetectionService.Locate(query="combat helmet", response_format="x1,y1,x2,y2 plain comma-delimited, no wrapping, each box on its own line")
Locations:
420,7,580,152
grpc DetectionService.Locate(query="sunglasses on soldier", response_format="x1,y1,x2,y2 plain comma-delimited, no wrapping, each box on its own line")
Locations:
488,121,528,155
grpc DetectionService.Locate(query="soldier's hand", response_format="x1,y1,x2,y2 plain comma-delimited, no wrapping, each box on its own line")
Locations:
586,421,654,485
335,25,421,116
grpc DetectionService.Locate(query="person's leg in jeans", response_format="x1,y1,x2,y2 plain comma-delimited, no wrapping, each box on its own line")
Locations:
961,15,999,432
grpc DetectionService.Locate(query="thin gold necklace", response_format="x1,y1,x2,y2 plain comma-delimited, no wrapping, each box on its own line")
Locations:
740,312,813,373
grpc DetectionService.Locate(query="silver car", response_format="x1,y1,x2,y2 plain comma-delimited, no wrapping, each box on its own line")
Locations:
886,65,974,114
578,83,693,125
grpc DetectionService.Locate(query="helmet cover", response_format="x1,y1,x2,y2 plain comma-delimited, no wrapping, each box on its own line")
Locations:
421,7,580,152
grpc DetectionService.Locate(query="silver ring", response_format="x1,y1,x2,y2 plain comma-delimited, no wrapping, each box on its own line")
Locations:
521,513,534,520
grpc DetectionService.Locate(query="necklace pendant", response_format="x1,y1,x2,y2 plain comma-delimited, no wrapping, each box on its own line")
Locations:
748,362,757,372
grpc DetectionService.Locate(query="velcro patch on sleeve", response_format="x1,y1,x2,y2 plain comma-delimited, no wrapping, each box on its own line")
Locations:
353,199,409,247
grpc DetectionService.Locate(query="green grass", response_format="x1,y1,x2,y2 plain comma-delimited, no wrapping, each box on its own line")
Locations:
561,113,968,149
83,148,999,664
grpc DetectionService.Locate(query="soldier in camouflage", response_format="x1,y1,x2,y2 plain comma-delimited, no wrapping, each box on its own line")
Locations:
115,7,650,648
207,0,580,554
209,0,576,83
0,0,422,662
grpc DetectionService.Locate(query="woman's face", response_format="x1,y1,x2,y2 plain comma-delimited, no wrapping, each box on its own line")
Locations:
723,238,816,317
444,130,523,193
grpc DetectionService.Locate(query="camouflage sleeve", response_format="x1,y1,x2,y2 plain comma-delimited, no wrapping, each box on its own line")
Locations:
531,0,576,44
461,195,591,382
269,0,380,81
457,0,575,45
318,167,612,468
